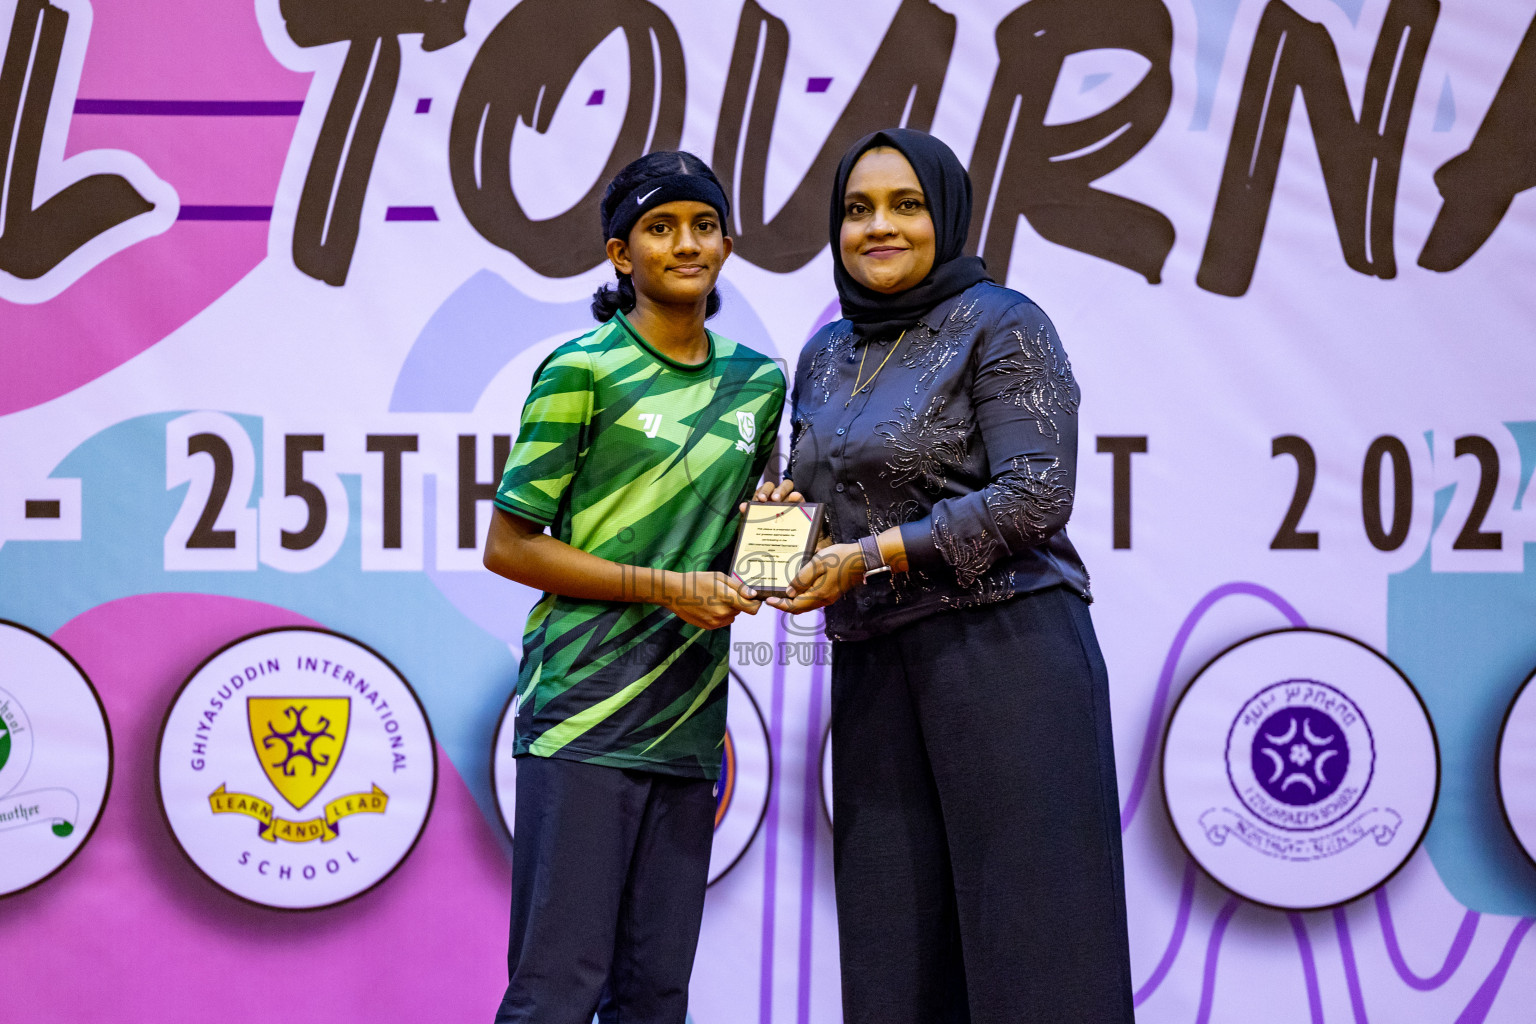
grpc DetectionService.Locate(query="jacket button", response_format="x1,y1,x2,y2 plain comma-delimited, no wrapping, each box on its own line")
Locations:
835,483,845,492
836,427,845,435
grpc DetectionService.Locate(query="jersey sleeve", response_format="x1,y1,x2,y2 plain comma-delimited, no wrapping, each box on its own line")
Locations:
751,363,788,483
494,347,596,526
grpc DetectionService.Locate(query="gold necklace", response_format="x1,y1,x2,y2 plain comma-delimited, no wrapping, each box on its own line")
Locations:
845,330,905,407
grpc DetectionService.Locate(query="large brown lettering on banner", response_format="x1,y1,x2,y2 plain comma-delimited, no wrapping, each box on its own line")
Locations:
967,0,1174,285
450,0,685,277
712,0,954,271
1198,0,1437,296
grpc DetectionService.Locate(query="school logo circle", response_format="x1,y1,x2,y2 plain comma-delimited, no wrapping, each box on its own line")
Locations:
1229,681,1373,832
1162,628,1437,909
157,628,435,910
1497,664,1536,868
0,620,113,899
493,669,771,885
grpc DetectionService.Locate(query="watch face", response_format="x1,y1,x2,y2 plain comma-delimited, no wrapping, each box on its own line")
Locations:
0,621,113,899
157,628,435,910
1163,628,1438,910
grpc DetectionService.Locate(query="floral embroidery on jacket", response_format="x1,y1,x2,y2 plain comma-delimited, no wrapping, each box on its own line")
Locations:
992,324,1079,440
941,569,1018,610
861,497,925,602
984,457,1073,549
806,327,854,405
902,296,983,391
932,512,999,588
876,397,968,492
865,497,922,536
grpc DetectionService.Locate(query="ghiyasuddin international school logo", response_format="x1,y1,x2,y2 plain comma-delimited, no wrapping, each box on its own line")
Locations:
0,621,112,899
207,698,386,844
157,628,435,910
1163,628,1438,910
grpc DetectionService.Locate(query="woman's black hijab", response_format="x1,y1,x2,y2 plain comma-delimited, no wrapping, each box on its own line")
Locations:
830,128,990,336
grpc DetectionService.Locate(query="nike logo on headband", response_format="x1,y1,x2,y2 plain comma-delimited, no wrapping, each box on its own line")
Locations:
637,187,662,205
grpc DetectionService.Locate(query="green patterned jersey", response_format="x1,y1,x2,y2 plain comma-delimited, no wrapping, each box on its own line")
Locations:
495,312,785,779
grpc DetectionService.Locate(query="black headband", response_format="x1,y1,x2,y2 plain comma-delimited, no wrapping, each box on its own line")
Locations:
603,172,731,244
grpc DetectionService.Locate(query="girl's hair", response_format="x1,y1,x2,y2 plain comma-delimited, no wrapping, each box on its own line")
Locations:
591,151,727,322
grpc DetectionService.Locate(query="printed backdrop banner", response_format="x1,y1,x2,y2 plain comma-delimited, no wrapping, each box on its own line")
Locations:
2,0,1535,1020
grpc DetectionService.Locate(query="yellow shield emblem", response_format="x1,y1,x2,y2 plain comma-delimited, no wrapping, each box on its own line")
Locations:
247,698,350,811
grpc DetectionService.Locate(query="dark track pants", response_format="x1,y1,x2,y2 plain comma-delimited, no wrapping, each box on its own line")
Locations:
830,586,1136,1024
493,755,716,1024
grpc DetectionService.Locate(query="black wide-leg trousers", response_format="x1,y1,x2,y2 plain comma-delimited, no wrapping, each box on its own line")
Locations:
493,755,716,1024
830,586,1135,1024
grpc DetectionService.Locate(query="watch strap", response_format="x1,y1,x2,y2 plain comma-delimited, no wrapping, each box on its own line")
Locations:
858,535,890,582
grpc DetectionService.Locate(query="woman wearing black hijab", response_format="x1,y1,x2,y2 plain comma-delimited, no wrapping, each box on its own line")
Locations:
759,129,1135,1022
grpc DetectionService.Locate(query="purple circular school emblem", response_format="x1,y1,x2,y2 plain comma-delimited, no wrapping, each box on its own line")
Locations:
1226,679,1374,832
1249,706,1350,807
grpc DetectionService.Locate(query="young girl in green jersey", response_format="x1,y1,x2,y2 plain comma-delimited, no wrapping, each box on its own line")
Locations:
484,152,785,1024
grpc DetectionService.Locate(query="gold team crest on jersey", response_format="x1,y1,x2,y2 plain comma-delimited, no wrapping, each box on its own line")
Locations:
207,698,387,843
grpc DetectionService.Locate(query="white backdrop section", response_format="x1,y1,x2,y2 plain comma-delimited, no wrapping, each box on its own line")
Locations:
1,0,1534,1020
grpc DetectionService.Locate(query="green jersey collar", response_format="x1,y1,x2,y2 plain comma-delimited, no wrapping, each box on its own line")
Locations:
612,310,716,374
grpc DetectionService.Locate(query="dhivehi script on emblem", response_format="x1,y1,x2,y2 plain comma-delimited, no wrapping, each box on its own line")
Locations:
492,669,771,885
1162,628,1438,910
0,621,113,898
1497,664,1536,868
156,628,435,910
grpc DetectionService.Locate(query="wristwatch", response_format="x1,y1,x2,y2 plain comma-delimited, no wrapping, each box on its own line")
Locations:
858,535,891,582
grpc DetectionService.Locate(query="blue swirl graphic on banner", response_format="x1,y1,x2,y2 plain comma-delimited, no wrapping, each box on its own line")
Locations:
1388,421,1536,916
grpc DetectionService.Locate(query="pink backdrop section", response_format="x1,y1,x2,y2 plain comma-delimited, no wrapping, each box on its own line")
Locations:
0,594,509,1023
3,223,270,415
68,116,300,210
74,1,309,101
2,0,307,415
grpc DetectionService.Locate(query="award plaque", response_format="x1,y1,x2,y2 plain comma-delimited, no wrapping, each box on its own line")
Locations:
732,502,825,596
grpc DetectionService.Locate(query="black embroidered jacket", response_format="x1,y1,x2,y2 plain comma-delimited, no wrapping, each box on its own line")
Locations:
787,280,1090,641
